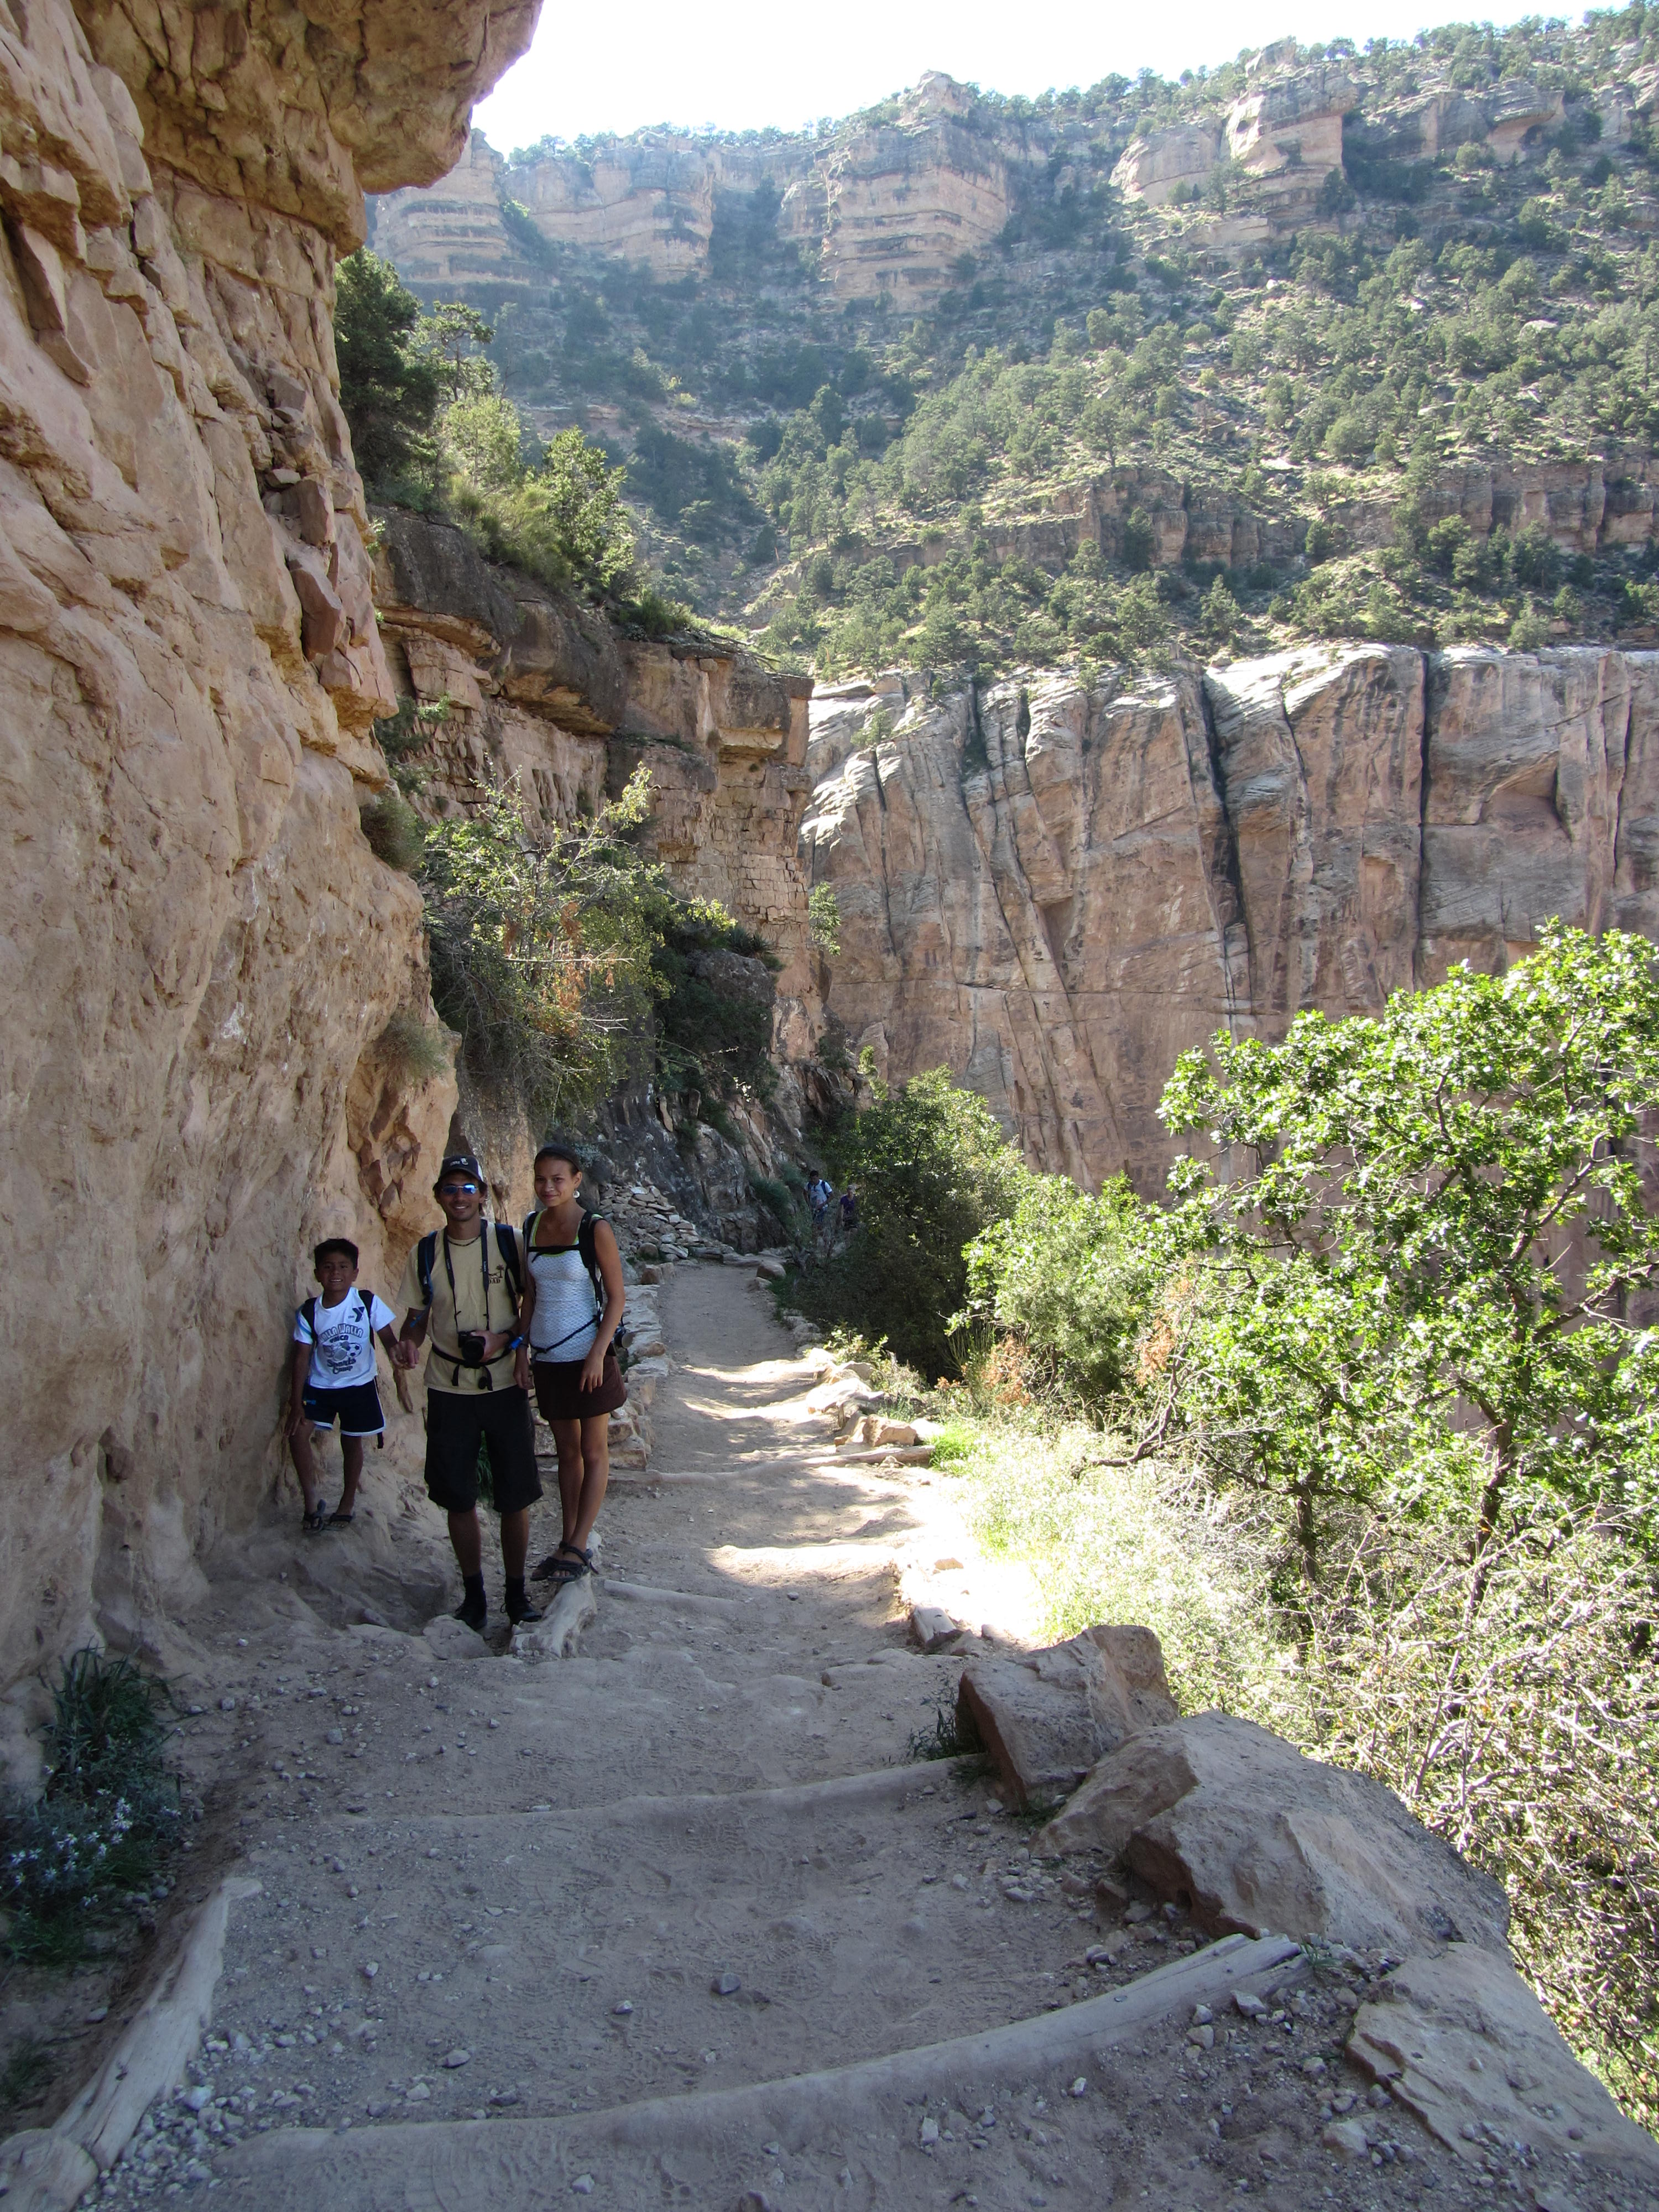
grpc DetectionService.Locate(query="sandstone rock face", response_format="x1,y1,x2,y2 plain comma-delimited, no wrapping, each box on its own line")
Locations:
0,0,531,1682
802,646,1659,1190
1347,1944,1659,2183
1039,1710,1511,1958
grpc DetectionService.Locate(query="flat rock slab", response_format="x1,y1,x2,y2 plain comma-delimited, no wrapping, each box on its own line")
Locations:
1347,1943,1659,2183
1040,1710,1509,1958
958,1624,1178,1807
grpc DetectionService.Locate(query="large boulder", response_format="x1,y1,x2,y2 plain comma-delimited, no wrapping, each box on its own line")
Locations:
1348,1945,1659,2185
957,1625,1178,1808
1039,1710,1509,1958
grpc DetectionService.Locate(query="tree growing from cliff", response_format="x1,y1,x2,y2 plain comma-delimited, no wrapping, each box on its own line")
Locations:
420,766,667,1121
333,251,441,490
1144,923,1659,1571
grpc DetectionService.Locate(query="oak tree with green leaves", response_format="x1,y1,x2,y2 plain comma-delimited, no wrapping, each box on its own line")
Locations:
1149,922,1659,1568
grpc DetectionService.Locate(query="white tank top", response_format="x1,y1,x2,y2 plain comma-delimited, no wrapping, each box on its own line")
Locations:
528,1239,598,1363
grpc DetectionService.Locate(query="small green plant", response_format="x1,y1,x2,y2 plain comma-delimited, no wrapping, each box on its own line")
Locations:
375,1008,451,1085
906,1695,984,1764
807,883,842,956
2,1650,183,1965
359,789,426,872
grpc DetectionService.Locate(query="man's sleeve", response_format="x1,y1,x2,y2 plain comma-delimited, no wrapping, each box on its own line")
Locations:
396,1248,423,1316
291,1307,312,1345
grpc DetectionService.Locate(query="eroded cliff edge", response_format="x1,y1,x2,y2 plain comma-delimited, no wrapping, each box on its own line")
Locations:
802,646,1659,1192
0,0,535,1679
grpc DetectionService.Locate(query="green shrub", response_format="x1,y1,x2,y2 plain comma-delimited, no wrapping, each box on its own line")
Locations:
359,789,426,872
963,1172,1152,1405
807,884,842,954
334,251,440,491
791,1067,1026,1376
2,1651,182,1964
375,1008,451,1085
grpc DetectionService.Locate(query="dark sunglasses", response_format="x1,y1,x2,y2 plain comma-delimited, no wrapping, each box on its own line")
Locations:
438,1180,481,1195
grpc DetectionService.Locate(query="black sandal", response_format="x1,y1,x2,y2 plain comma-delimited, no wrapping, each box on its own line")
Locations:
531,1542,592,1585
325,1510,354,1528
301,1505,327,1533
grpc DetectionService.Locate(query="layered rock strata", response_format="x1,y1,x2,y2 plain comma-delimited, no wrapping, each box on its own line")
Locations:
0,0,532,1682
801,646,1659,1191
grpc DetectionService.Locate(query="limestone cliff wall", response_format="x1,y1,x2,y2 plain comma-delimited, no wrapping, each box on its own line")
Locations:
801,647,1659,1192
0,0,534,1681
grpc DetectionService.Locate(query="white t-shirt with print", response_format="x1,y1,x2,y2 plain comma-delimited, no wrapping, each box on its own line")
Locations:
294,1291,395,1391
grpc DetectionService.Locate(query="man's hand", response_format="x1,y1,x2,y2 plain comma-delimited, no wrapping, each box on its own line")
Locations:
393,1337,420,1370
479,1327,514,1363
514,1348,530,1392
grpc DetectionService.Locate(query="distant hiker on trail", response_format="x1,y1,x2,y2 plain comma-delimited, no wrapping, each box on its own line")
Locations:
838,1185,859,1234
518,1138,627,1590
807,1173,832,1228
288,1238,399,1533
392,1152,542,1632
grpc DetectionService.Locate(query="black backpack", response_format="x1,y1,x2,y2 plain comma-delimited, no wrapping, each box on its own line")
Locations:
522,1208,632,1368
301,1287,375,1340
414,1223,524,1314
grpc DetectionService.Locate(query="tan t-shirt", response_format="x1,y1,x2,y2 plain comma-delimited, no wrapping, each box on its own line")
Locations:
398,1222,523,1394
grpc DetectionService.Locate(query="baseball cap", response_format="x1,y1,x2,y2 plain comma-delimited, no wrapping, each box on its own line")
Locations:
433,1152,486,1194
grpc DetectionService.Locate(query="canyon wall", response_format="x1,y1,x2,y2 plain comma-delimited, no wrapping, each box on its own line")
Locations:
801,646,1659,1191
0,0,534,1682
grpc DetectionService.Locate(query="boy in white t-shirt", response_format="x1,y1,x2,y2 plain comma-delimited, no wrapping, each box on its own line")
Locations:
287,1238,399,1532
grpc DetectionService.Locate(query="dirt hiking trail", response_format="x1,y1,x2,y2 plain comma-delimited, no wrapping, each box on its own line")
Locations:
61,1264,1632,2212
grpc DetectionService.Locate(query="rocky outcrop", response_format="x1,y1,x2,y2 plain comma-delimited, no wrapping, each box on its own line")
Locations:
1039,1709,1511,1958
801,646,1659,1191
958,1625,1180,1809
0,0,532,1683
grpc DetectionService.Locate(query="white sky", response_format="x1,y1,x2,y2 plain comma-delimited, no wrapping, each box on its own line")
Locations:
472,0,1553,157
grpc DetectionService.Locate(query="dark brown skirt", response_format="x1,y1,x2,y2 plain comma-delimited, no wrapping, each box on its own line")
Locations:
533,1350,627,1423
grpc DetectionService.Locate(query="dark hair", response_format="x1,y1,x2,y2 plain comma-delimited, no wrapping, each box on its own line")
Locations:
534,1138,583,1175
313,1237,359,1270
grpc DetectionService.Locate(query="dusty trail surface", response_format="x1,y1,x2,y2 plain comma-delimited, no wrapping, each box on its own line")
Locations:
82,1266,1574,2212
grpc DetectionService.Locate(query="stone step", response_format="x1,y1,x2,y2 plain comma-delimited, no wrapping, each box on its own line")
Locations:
205,1760,1183,2142
221,1933,1302,2210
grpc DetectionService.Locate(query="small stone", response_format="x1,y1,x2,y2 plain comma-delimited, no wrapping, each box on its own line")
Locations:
613,2001,634,2016
950,1873,969,1891
440,2049,471,2068
1367,2085,1392,2108
1124,1901,1153,1924
712,1971,740,1996
1322,2119,1370,2160
1234,1991,1266,2018
405,2081,430,2103
85,2007,109,2023
920,2116,940,2146
220,1697,237,1712
1302,2054,1327,2077
1187,2024,1215,2050
1191,2005,1214,2026
362,1962,379,1980
1067,2077,1088,2098
180,2087,211,2112
571,2178,594,2195
326,1729,344,1745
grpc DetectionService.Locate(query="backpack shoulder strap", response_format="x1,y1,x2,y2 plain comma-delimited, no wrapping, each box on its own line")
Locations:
577,1212,604,1303
301,1296,317,1339
358,1287,374,1324
416,1231,436,1306
495,1221,523,1306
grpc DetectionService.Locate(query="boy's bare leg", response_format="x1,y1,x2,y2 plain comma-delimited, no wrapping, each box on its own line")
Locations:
337,1437,364,1517
289,1426,324,1515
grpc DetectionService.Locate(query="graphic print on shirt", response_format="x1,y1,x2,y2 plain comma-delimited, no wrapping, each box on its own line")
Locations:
294,1291,395,1392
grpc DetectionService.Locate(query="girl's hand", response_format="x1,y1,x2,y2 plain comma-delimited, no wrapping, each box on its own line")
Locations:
581,1345,607,1392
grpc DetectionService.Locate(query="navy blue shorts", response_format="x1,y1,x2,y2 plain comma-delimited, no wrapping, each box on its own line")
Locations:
301,1380,385,1437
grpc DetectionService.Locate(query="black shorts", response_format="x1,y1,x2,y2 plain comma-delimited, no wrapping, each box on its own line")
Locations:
424,1387,542,1514
302,1380,384,1436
